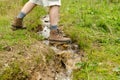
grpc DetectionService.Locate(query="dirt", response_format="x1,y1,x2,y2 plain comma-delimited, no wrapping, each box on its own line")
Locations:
0,41,55,80
0,15,84,80
0,39,82,80
29,15,84,80
0,38,82,80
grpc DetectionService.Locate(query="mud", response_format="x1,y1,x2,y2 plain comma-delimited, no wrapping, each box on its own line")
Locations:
29,15,84,80
43,41,82,80
30,42,83,80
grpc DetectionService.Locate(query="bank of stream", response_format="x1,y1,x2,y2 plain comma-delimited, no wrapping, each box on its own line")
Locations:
30,15,84,80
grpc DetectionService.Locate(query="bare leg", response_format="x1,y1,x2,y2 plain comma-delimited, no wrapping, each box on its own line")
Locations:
21,1,36,14
49,5,60,26
12,1,37,30
49,5,71,42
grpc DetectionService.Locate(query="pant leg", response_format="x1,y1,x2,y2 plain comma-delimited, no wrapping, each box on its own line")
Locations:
48,0,61,6
29,0,42,5
29,0,61,6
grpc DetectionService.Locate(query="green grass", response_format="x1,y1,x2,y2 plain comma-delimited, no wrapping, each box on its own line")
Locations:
0,1,46,79
0,0,120,80
0,0,46,48
61,0,120,80
0,62,28,80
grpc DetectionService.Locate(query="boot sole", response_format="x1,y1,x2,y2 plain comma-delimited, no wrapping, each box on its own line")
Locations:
49,39,72,44
11,25,26,31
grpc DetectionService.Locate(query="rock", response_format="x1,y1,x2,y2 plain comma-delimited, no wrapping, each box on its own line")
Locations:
3,46,12,51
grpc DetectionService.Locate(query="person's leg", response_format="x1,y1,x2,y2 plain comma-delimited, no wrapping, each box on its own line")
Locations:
12,1,36,30
49,5,59,27
21,1,36,14
49,5,71,42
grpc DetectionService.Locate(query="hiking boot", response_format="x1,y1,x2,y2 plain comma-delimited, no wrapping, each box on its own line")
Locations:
11,18,26,30
49,29,71,42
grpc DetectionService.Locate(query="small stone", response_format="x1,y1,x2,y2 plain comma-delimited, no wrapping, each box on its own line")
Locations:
3,46,12,51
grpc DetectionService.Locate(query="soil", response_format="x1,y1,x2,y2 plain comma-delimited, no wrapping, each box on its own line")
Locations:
29,15,84,80
0,15,84,80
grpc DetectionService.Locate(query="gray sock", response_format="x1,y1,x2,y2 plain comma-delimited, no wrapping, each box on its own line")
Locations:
17,12,26,19
50,25,58,30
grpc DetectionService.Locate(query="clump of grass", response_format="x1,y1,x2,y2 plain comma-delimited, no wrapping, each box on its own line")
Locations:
0,16,10,27
21,0,28,5
0,62,28,80
0,44,3,51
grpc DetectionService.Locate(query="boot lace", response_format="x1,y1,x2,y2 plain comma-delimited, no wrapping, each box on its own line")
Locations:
56,29,63,38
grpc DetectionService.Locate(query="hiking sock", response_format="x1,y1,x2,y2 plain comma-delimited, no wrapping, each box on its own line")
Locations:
50,25,58,30
17,12,26,19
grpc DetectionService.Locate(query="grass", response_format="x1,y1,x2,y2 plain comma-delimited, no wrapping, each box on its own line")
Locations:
61,0,120,80
0,0,120,80
0,0,46,47
0,1,47,79
0,62,28,80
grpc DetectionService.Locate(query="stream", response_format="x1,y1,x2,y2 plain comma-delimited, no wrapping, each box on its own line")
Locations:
30,15,83,80
43,40,82,80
